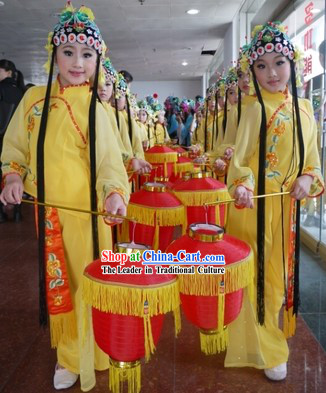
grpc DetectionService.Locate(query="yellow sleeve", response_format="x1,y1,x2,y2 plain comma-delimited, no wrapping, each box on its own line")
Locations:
96,104,130,209
301,99,325,197
1,89,31,180
227,102,262,196
118,111,134,158
131,118,145,159
216,106,237,156
104,103,132,163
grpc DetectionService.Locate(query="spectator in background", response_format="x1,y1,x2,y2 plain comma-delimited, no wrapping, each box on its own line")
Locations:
0,59,25,222
119,70,133,88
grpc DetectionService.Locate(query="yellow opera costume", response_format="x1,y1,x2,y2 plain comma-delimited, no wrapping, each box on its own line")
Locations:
102,102,132,164
1,79,130,375
153,122,169,145
121,110,145,159
194,111,224,153
136,120,149,145
216,96,255,157
224,88,324,369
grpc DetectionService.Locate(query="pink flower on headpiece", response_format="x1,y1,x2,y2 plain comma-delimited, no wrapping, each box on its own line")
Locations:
68,33,76,43
275,43,283,52
153,93,158,99
265,43,274,52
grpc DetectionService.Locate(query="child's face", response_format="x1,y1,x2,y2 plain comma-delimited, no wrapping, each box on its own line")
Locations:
253,52,291,93
0,68,12,82
196,112,203,122
217,95,224,110
98,80,113,102
237,70,250,95
227,88,238,105
208,98,216,112
138,110,147,123
117,96,126,111
56,43,97,86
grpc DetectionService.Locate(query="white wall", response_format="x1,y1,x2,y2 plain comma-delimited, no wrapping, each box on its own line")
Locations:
131,80,203,101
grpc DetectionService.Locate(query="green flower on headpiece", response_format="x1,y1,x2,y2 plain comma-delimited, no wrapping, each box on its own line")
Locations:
102,57,117,83
226,67,238,89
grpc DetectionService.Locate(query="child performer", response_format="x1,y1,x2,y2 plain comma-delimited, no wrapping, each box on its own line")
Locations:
179,99,195,147
99,58,150,175
137,99,154,149
215,50,255,173
152,100,170,144
224,22,324,381
0,4,130,390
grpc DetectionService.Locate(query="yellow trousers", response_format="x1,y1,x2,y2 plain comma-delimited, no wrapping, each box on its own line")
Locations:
56,211,112,374
224,195,290,369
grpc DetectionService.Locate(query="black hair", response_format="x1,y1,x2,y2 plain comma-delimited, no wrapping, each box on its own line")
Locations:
119,70,133,84
195,95,203,101
36,49,101,326
251,58,304,325
203,99,209,152
36,49,56,326
237,86,242,126
113,83,120,130
222,89,228,135
0,59,25,92
126,95,133,143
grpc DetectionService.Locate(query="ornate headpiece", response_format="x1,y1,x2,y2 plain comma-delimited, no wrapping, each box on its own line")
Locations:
137,99,151,114
102,57,117,84
180,98,195,114
225,67,238,90
215,74,226,97
115,73,129,99
45,2,106,72
248,22,294,65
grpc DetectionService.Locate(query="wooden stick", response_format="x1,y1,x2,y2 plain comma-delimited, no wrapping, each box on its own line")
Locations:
204,191,291,206
21,198,137,222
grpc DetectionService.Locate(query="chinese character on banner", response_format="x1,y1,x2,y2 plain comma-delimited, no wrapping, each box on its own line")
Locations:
304,1,314,25
304,55,313,76
304,28,313,50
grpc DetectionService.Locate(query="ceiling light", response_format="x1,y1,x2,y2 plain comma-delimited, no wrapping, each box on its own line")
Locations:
0,1,5,6
182,61,188,66
311,8,321,13
187,9,199,15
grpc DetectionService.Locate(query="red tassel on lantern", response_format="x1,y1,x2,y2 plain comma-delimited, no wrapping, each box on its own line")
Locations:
166,223,254,354
172,171,230,228
122,182,185,251
82,242,181,393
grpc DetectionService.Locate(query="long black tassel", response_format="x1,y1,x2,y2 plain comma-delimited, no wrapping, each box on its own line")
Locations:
290,61,305,315
36,50,55,326
204,102,208,152
252,69,267,325
222,90,228,136
237,87,242,126
113,84,120,131
126,96,133,144
89,55,101,259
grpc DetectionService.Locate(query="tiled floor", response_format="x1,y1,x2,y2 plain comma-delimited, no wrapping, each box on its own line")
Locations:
0,203,325,393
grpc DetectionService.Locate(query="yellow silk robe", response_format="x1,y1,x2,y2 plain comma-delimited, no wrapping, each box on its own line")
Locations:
121,110,145,159
225,88,324,369
194,111,224,153
153,122,170,145
1,80,130,377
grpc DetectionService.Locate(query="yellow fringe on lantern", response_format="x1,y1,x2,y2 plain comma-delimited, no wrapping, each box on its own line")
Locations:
82,275,180,317
143,315,156,362
144,152,178,163
199,328,229,355
172,189,230,206
173,307,182,336
217,280,225,334
49,311,77,348
283,307,297,338
173,162,194,175
109,359,141,393
178,250,254,296
127,203,185,227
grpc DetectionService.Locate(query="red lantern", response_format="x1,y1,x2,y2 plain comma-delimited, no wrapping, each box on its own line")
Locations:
141,145,178,184
82,242,181,393
172,171,229,228
169,155,194,183
121,182,185,251
166,223,253,354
